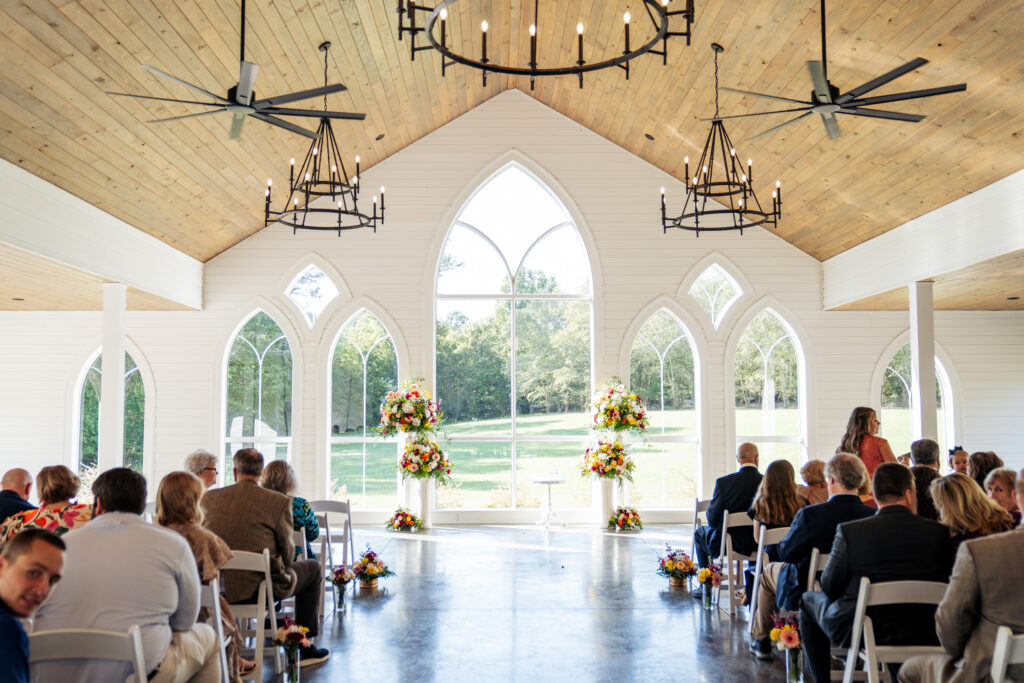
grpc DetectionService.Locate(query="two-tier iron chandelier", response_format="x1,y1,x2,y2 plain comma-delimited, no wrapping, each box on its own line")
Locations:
264,42,384,234
395,0,694,89
661,43,781,236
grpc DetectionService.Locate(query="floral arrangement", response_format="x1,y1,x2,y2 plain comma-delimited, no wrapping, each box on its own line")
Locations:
397,436,452,485
352,546,395,583
697,560,723,587
770,611,801,651
656,545,697,580
329,566,355,589
387,508,423,531
377,379,443,437
580,440,635,481
590,380,649,434
274,617,310,681
608,506,643,530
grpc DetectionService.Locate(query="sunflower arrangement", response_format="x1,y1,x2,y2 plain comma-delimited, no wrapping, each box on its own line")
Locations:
770,611,801,651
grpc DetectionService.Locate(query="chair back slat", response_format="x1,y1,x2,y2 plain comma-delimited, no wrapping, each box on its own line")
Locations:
29,625,147,683
807,548,830,592
991,625,1024,683
864,580,948,606
222,548,271,574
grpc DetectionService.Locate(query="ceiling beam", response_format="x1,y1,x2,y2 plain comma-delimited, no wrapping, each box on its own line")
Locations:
822,169,1024,310
0,159,202,310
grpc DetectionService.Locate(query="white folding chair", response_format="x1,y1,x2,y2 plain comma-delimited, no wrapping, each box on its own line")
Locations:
843,577,948,683
310,499,354,620
29,624,147,683
293,528,309,560
807,547,829,592
991,625,1024,683
717,511,757,616
748,524,791,635
222,548,283,680
691,498,711,568
199,577,230,683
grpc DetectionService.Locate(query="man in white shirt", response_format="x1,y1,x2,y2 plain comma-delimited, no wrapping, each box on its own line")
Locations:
33,467,220,682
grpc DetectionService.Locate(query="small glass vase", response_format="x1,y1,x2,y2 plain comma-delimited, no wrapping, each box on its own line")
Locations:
333,582,346,613
785,647,802,683
702,583,713,611
285,647,300,683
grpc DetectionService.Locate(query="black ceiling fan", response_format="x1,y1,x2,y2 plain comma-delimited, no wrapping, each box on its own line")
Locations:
712,0,966,140
106,0,364,140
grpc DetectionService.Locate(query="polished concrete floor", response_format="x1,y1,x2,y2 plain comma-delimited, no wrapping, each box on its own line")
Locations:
286,525,789,683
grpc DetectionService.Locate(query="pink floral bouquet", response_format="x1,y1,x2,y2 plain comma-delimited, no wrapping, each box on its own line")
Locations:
352,546,395,583
329,566,355,590
387,508,423,531
397,436,452,485
590,380,649,434
697,561,723,587
377,379,443,437
608,506,643,530
656,545,697,580
274,617,310,653
770,611,801,651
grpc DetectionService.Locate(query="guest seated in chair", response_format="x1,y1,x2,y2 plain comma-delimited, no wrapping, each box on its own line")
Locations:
749,453,875,660
984,468,1021,524
743,460,807,603
798,460,829,505
912,465,942,522
693,442,763,569
0,529,65,683
202,449,329,667
0,469,35,525
930,473,1015,554
260,460,320,560
799,463,953,683
911,439,941,470
899,469,1024,683
33,467,221,682
0,466,92,547
184,450,220,490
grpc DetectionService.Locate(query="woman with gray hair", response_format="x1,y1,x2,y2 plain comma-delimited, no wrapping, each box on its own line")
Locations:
183,449,218,489
260,460,319,559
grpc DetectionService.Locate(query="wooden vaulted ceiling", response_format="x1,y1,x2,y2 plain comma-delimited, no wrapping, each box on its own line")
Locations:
0,0,1022,309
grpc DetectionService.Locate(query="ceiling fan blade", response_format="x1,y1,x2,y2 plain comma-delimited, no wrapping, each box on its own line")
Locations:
701,106,812,121
807,61,833,104
148,109,225,123
838,107,925,122
229,113,246,140
236,61,258,105
843,83,967,107
834,57,929,104
106,91,225,108
259,107,367,120
820,112,841,139
141,64,231,103
250,112,318,138
252,84,348,108
720,86,809,105
748,112,813,141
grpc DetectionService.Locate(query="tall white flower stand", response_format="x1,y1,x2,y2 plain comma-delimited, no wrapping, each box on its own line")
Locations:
594,478,616,527
417,477,434,529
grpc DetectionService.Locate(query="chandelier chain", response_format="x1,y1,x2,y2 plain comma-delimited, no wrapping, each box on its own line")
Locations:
713,49,720,119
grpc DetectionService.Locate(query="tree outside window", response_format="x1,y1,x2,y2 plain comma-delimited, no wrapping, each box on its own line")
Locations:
78,352,145,475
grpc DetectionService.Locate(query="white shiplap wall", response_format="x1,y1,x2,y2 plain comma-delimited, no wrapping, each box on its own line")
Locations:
1,90,1022,514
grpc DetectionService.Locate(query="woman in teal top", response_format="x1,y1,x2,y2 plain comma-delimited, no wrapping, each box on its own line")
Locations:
260,460,320,559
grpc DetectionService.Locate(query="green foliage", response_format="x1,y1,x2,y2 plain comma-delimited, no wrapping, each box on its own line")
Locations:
629,310,695,414
734,311,798,408
331,312,397,433
688,266,737,326
881,343,942,408
225,312,292,438
78,352,144,473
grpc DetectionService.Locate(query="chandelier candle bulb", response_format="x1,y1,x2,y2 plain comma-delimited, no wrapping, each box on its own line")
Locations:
529,25,537,67
623,12,631,55
440,9,447,51
748,158,753,185
481,20,488,62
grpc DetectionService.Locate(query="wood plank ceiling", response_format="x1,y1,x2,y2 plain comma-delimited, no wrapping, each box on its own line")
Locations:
0,0,1022,309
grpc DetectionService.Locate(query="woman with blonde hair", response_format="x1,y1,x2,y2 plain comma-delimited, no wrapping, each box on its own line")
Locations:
930,473,1015,553
837,406,897,477
260,459,319,559
798,460,828,505
156,471,253,680
984,467,1021,524
0,465,92,544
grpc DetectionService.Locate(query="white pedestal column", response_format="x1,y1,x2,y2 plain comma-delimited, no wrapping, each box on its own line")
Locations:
595,478,615,528
98,283,127,472
909,281,938,441
417,478,433,529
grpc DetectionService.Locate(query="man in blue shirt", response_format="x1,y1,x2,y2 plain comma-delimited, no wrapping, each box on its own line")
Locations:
0,529,66,683
0,469,36,525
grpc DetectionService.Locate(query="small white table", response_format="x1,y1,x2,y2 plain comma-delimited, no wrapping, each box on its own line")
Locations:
532,475,567,528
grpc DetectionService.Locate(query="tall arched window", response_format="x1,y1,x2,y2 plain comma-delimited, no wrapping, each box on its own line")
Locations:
436,165,593,511
733,310,805,471
329,310,398,508
629,309,699,508
879,343,954,459
224,311,292,479
78,352,146,475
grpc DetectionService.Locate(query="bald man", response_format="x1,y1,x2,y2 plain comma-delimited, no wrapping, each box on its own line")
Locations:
0,470,35,525
694,443,763,568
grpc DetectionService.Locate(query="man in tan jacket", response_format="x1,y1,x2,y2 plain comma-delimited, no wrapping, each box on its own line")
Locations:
203,449,328,667
899,469,1024,682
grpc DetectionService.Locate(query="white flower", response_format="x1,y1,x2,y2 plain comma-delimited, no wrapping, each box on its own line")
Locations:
412,417,421,426
402,401,414,414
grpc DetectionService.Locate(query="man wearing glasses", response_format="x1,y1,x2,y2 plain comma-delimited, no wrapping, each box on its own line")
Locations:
184,449,219,489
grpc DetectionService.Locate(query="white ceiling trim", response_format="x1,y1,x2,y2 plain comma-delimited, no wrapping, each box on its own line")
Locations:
822,169,1024,310
0,159,202,309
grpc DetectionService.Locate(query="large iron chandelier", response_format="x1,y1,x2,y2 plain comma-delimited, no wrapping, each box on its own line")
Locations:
264,42,384,234
396,0,694,89
661,43,781,236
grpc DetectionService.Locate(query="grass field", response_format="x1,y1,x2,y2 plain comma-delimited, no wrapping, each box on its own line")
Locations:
327,408,937,510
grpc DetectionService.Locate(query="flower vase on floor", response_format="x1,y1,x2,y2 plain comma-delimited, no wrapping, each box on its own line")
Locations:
702,583,713,611
285,648,300,683
785,648,802,683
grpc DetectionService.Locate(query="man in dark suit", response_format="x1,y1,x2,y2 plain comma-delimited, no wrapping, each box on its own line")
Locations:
749,453,876,659
0,469,35,525
800,463,954,683
203,448,329,666
694,442,762,568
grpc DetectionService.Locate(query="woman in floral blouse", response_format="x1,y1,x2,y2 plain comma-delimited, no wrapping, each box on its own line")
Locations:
0,465,92,545
260,460,319,559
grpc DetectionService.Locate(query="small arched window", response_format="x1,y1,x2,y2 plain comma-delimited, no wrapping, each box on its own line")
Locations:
688,264,741,328
879,343,954,459
223,311,292,479
628,309,699,508
78,352,145,475
285,264,339,327
329,310,398,508
733,310,805,471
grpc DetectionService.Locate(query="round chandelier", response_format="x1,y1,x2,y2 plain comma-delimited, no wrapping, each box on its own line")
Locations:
395,0,695,89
